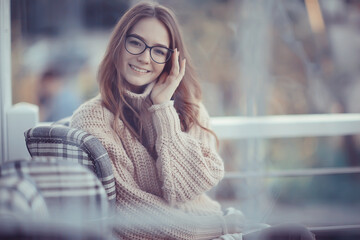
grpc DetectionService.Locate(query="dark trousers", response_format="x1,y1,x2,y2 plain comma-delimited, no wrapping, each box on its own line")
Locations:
243,224,316,240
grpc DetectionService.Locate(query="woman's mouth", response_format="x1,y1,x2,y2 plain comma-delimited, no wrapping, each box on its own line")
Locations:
130,64,150,74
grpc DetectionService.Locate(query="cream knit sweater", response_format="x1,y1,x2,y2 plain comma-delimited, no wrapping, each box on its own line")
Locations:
70,84,227,239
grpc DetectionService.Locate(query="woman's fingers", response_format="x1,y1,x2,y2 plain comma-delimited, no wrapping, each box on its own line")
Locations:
169,49,185,85
178,58,186,81
170,48,180,76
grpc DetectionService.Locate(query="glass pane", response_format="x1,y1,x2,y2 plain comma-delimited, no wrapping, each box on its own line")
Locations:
11,0,360,118
10,0,360,231
199,0,360,117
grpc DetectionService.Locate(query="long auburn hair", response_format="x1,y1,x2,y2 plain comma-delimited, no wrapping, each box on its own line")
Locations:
98,1,218,146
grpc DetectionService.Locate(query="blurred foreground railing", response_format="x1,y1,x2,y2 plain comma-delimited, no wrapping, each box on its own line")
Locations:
210,113,360,178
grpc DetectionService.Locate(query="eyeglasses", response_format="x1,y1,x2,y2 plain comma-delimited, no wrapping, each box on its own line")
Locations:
125,35,174,64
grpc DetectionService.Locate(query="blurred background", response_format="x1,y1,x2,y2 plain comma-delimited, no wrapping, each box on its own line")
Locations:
11,0,360,228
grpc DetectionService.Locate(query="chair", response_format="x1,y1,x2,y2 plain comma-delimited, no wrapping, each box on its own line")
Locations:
24,122,116,210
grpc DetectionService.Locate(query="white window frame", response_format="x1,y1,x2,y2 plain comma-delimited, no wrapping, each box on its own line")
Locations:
0,0,11,163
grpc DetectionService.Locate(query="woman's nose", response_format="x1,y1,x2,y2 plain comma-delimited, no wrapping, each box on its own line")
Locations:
137,48,151,64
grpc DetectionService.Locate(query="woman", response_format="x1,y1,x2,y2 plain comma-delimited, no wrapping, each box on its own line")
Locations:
70,2,315,239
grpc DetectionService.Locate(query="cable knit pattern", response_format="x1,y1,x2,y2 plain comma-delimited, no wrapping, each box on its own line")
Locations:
70,84,226,239
149,101,224,205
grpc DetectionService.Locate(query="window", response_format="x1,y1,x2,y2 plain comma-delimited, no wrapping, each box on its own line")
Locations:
10,0,360,228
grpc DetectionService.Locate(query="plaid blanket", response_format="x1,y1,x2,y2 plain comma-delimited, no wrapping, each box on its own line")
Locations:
0,174,48,219
0,157,109,221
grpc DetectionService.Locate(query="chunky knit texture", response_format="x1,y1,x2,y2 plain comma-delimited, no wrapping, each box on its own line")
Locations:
70,84,226,239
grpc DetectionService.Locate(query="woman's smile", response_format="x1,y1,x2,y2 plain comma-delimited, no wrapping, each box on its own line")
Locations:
129,64,150,74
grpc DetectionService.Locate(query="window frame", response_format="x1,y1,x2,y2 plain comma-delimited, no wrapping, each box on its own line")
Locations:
0,0,11,163
2,0,360,231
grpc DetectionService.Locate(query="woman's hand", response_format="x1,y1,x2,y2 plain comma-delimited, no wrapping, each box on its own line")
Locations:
223,208,247,234
150,48,186,105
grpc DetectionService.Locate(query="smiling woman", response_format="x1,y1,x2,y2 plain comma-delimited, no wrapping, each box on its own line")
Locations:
68,1,315,240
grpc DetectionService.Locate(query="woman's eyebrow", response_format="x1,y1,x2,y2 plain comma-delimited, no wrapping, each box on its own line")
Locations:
128,33,169,48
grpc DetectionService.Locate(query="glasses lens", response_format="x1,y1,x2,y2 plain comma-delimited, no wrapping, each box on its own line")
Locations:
151,47,171,64
125,36,145,54
125,36,172,64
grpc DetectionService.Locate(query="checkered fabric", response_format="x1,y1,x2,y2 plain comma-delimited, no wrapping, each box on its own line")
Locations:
24,125,116,209
0,174,48,220
0,157,109,221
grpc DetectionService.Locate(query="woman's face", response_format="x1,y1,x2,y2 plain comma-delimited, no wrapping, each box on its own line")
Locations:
120,17,170,93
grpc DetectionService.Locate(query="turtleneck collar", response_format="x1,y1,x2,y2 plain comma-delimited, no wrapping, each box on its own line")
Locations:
123,81,154,112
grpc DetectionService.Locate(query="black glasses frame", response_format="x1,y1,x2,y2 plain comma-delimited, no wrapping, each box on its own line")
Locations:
125,35,174,64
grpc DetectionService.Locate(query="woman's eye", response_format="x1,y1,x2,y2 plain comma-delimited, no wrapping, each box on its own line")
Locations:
129,39,142,47
153,48,166,56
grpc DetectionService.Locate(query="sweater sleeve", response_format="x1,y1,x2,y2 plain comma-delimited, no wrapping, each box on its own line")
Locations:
70,100,226,240
148,101,225,205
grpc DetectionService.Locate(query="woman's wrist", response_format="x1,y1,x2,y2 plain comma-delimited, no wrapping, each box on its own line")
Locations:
218,215,228,235
149,100,181,137
151,97,168,105
148,100,174,112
